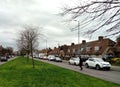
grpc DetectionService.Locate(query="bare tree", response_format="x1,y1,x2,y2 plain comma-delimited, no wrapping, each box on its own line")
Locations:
17,25,41,68
61,0,120,37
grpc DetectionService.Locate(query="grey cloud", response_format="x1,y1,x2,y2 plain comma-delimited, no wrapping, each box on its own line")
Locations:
0,0,90,50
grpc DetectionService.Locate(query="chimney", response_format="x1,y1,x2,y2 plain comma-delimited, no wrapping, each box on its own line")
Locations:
54,47,56,49
98,36,104,41
82,40,86,44
71,43,75,46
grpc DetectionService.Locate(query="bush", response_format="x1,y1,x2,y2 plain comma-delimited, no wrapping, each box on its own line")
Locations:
111,58,120,65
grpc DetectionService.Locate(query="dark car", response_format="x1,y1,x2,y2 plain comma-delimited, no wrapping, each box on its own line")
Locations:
0,56,8,61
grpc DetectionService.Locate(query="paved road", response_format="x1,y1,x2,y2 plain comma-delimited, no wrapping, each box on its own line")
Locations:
37,59,120,85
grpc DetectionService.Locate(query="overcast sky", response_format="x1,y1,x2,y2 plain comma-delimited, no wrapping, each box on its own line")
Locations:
0,0,115,50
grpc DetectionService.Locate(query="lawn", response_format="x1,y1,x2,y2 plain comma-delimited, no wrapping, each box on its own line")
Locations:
0,57,119,87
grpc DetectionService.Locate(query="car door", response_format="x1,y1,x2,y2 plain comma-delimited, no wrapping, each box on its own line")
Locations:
88,58,95,67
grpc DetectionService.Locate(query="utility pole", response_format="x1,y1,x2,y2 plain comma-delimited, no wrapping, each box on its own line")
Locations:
45,39,47,56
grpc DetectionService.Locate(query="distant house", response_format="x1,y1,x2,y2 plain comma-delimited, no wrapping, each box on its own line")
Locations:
39,48,52,56
106,40,120,58
0,45,2,55
65,43,79,58
48,47,59,56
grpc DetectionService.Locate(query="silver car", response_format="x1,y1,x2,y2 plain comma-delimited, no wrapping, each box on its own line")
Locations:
69,57,80,65
47,55,55,61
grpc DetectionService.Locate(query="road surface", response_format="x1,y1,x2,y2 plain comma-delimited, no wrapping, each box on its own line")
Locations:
38,59,120,85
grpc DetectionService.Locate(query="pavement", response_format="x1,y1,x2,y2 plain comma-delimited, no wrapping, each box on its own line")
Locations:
111,65,120,72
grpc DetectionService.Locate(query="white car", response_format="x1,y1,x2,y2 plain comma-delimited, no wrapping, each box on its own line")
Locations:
85,58,111,70
69,57,80,65
47,55,55,61
55,57,62,62
43,56,48,60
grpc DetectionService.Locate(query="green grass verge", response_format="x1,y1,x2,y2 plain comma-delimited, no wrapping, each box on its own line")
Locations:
0,56,119,87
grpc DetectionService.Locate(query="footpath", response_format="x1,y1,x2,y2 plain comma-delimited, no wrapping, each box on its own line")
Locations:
111,65,120,72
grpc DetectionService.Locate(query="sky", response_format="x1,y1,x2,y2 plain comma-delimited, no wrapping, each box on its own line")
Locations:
0,0,115,51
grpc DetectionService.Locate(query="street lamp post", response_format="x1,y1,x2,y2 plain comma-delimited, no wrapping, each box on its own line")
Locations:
74,20,80,50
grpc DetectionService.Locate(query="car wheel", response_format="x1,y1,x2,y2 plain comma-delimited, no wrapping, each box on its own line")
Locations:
107,67,110,71
96,65,100,70
85,63,89,68
74,63,76,65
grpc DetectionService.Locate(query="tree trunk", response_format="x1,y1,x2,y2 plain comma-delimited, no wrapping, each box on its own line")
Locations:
26,49,29,62
31,42,35,68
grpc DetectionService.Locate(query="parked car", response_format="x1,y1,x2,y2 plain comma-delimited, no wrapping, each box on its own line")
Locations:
39,55,44,59
85,58,111,70
43,56,48,60
48,55,55,61
69,57,80,65
55,57,62,62
102,54,114,62
0,56,8,61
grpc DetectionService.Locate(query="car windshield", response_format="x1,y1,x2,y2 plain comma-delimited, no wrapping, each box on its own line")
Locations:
49,55,54,57
75,58,79,60
95,58,104,62
71,57,79,60
56,57,60,59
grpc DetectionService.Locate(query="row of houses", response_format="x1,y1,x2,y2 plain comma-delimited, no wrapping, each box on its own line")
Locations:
39,36,120,60
0,45,13,56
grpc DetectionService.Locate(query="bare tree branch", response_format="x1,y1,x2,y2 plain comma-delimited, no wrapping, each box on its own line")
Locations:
61,0,120,37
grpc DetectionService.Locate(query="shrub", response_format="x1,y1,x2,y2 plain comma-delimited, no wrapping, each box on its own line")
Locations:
111,58,120,65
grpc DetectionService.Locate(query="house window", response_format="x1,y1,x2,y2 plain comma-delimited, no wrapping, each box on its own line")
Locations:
80,48,84,51
73,49,75,52
94,46,99,51
86,47,90,51
68,49,70,52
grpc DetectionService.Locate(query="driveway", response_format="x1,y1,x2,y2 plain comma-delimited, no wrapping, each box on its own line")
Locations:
37,59,120,85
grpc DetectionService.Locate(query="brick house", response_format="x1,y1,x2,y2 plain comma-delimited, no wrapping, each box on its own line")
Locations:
0,45,2,55
60,36,116,59
48,47,59,56
65,43,80,58
48,45,70,59
106,40,120,58
79,36,116,58
40,36,116,60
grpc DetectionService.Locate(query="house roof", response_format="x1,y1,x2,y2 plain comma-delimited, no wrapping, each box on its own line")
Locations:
48,48,59,55
40,36,116,56
79,38,116,55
